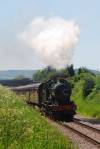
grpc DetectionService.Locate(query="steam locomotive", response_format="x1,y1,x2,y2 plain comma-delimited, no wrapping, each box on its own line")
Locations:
38,79,76,121
10,78,76,121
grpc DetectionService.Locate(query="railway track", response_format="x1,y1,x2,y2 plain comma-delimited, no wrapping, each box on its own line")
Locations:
22,101,100,148
26,100,100,147
73,117,100,133
58,119,100,148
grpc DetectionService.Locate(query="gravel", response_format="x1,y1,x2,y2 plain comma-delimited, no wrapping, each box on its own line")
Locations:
46,118,100,149
65,121,100,143
75,114,100,129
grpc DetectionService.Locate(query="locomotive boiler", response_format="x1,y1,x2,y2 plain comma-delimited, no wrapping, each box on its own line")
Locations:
38,79,76,121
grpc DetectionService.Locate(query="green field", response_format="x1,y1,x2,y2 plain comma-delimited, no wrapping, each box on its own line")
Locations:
0,86,74,149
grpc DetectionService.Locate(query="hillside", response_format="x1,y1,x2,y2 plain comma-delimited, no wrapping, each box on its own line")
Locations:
0,70,37,80
72,73,100,118
0,86,73,149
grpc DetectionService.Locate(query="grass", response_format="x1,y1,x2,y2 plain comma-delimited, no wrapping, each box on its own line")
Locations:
72,77,100,119
0,86,74,149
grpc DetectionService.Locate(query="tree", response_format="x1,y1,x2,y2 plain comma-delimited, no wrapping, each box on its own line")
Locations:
64,65,75,77
78,67,95,75
67,64,75,76
33,66,57,82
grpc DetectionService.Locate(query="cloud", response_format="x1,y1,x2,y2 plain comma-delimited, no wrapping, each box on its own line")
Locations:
19,16,80,69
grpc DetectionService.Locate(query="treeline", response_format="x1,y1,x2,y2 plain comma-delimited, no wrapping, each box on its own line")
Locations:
32,65,97,98
33,65,100,98
33,65,75,82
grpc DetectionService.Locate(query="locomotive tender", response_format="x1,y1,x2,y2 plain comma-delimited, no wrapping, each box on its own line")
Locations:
38,79,76,121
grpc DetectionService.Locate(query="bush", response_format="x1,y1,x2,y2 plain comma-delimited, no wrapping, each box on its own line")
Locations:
83,79,95,97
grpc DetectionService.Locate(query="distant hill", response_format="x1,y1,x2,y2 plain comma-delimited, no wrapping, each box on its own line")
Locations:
89,69,100,75
0,70,37,80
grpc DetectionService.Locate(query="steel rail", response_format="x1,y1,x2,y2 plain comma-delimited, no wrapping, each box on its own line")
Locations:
58,121,100,148
73,118,100,133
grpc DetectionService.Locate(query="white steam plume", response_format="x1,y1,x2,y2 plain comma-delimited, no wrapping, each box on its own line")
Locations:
19,16,80,69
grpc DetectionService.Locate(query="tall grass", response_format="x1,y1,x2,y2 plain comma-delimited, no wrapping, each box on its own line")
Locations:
0,86,74,149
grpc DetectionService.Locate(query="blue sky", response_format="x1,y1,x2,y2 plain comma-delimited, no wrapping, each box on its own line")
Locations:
0,0,100,70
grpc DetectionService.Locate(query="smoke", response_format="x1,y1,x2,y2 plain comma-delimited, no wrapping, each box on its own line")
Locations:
19,16,80,69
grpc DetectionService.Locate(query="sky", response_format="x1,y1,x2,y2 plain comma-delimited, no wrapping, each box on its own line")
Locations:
0,0,100,70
